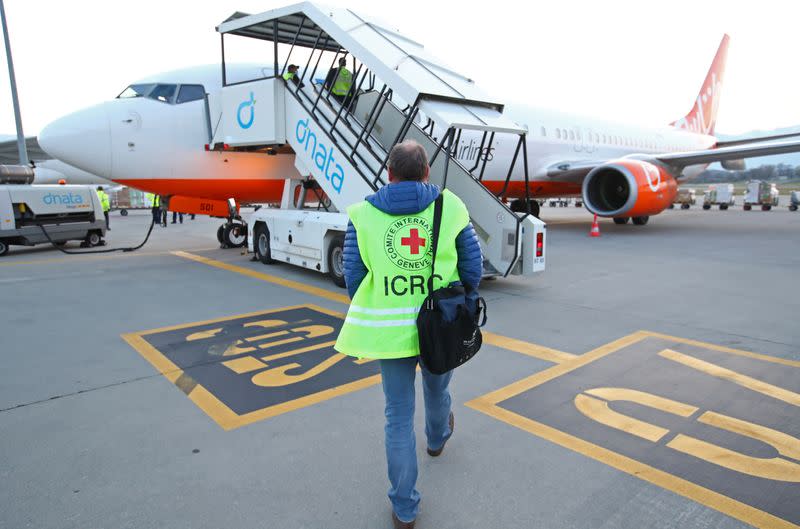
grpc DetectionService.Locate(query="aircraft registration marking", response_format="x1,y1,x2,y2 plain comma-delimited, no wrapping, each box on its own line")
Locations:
122,304,381,430
467,331,800,529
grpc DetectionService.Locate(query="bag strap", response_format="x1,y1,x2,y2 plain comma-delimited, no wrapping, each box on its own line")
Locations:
427,194,445,295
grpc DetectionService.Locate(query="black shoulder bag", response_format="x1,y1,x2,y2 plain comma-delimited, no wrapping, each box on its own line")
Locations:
417,195,487,375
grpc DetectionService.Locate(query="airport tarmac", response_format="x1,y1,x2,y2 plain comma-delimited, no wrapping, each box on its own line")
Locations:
1,206,798,529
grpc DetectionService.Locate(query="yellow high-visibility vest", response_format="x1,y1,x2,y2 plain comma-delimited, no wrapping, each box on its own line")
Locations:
334,190,469,359
331,67,353,96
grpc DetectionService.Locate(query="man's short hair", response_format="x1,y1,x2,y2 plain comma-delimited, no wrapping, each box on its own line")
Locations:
339,57,347,66
388,140,429,181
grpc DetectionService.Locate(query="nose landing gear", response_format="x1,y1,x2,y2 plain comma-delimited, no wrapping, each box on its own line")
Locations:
217,198,247,248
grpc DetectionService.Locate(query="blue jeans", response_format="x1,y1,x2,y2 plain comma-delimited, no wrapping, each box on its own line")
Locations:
379,357,453,523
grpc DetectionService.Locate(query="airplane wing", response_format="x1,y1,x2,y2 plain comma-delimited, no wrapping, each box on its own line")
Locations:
0,136,50,164
544,138,800,182
655,138,800,168
715,131,800,148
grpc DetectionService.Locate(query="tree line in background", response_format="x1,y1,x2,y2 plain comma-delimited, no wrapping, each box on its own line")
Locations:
696,164,800,183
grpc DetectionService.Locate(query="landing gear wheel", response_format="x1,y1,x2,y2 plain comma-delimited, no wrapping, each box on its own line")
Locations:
703,204,711,210
668,204,675,209
0,240,8,256
631,216,649,226
761,204,771,211
790,205,798,212
681,203,690,210
120,209,128,216
223,223,247,248
54,241,67,247
744,204,752,211
575,201,582,208
720,204,728,210
253,224,275,265
86,231,101,247
327,234,346,288
613,217,629,225
217,225,225,245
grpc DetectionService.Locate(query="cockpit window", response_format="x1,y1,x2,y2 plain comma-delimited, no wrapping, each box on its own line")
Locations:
147,84,177,103
177,84,206,104
117,83,155,99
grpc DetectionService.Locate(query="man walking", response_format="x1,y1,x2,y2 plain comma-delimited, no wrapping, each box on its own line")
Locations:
324,56,353,105
335,140,482,528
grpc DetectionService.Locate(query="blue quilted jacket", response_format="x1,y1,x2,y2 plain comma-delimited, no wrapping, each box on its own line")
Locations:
343,181,483,298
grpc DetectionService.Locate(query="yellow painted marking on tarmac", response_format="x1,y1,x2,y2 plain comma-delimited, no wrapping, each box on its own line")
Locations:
467,330,800,529
221,356,267,374
121,333,184,384
467,398,798,529
666,411,800,483
251,353,347,387
575,394,669,442
260,340,337,363
0,247,218,267
643,331,800,368
184,372,383,431
482,331,577,364
185,328,223,341
574,387,698,443
172,251,350,304
173,251,576,365
659,349,800,405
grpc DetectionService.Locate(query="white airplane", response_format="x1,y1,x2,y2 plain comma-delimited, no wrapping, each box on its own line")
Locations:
37,34,800,247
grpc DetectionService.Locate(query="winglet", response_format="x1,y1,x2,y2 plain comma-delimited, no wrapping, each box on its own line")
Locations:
671,34,730,136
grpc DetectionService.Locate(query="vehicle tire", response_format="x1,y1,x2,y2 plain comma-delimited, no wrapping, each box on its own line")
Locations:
668,204,675,209
681,203,690,210
253,224,275,264
613,217,629,225
223,223,247,248
216,225,225,244
744,204,752,211
86,231,101,247
702,204,711,210
762,205,771,211
575,201,582,208
631,216,649,226
720,204,728,210
327,234,346,288
120,209,128,216
0,239,8,256
790,205,798,212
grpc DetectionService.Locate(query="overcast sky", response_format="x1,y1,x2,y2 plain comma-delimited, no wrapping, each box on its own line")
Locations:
0,0,797,136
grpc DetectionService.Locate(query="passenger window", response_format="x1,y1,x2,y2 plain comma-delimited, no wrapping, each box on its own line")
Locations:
177,84,206,104
569,130,575,141
147,84,177,103
555,129,561,139
541,126,547,137
117,83,155,99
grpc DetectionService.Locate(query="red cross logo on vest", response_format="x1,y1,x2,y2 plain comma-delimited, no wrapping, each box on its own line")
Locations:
401,228,426,255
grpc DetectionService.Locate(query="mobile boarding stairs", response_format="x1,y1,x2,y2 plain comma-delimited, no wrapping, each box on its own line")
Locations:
208,2,545,282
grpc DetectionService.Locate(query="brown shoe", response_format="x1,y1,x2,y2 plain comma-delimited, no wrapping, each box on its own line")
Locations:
427,412,454,457
392,512,415,529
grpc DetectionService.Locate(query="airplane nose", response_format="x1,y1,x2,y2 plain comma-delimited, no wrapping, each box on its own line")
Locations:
39,103,112,178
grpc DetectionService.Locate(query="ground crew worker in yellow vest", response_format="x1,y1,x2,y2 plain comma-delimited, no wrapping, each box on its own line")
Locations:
325,56,353,106
146,192,161,226
282,64,304,89
96,186,110,230
335,140,483,529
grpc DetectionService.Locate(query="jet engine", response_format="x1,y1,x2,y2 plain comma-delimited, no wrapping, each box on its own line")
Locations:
581,160,677,218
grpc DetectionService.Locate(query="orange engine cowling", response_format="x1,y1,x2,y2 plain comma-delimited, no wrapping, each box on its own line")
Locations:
581,160,678,218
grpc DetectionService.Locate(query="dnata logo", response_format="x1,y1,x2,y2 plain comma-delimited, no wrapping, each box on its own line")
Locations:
295,119,344,193
43,192,84,205
237,92,255,129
